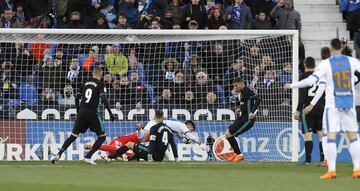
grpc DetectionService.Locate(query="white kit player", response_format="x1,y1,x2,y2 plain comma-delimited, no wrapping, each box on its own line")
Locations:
285,38,360,179
144,118,201,145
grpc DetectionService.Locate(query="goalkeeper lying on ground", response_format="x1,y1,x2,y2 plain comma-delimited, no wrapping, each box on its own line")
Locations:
103,114,201,161
85,123,145,159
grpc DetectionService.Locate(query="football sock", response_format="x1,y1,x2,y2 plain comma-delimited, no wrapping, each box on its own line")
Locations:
109,146,129,159
327,140,337,172
304,141,313,163
227,136,241,155
349,137,360,171
85,136,106,159
322,135,327,160
57,134,77,156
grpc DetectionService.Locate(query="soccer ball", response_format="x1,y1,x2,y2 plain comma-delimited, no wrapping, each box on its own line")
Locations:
213,136,235,161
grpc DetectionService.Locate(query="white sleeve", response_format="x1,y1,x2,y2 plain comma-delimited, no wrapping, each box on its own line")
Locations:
310,81,325,106
184,132,200,143
177,122,190,134
351,57,360,73
291,75,318,88
177,122,200,143
291,61,326,89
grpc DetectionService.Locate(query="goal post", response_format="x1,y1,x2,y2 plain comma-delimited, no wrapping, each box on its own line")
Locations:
0,29,299,162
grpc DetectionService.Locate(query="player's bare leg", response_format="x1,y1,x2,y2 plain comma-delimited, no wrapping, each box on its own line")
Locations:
320,132,337,179
225,130,243,162
51,133,79,164
84,134,106,165
346,131,360,178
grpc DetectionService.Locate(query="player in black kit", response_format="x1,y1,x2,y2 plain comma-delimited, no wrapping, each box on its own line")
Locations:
51,67,115,165
294,57,326,165
107,110,178,162
225,78,261,162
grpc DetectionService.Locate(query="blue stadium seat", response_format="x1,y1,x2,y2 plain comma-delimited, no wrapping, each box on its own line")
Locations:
19,83,38,105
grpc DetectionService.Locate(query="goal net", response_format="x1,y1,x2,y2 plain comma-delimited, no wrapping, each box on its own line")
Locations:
0,29,299,162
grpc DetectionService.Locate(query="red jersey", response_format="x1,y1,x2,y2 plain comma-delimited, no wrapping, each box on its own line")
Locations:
109,133,140,147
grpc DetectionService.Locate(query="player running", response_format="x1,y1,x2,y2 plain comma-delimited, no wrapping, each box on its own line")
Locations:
293,57,326,166
108,110,178,162
84,123,144,159
51,67,116,165
225,77,261,162
285,38,360,179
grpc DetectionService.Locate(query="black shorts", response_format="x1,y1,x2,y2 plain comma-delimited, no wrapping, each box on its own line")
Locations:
133,144,165,161
301,113,322,134
133,143,149,160
72,109,105,136
228,117,255,137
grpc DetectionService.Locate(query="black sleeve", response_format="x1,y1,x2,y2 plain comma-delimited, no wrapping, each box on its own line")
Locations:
252,94,262,113
148,126,157,155
75,83,83,112
296,75,306,111
100,84,113,115
245,87,262,113
296,87,307,111
168,132,178,158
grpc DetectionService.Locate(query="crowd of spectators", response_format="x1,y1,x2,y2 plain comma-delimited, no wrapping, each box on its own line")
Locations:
0,0,301,30
0,36,295,114
0,0,302,117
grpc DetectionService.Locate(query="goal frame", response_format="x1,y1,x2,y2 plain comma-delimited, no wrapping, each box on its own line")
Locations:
0,29,299,162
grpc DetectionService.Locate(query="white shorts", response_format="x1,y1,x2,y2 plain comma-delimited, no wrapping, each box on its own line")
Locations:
323,108,358,133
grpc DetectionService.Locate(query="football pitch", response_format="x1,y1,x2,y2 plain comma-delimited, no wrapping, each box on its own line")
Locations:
0,161,359,191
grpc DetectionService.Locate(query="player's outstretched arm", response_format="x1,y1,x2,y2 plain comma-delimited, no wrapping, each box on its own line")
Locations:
285,75,318,89
184,132,201,145
248,89,262,120
251,94,262,113
101,94,115,121
285,61,326,90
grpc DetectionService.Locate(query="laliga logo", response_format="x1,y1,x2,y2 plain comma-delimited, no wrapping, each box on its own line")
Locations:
0,136,9,143
212,136,235,161
276,128,305,160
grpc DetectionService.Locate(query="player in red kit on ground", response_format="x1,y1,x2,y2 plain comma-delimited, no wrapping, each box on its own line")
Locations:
85,123,144,158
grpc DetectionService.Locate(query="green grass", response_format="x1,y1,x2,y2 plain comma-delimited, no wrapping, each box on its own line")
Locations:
0,161,359,191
